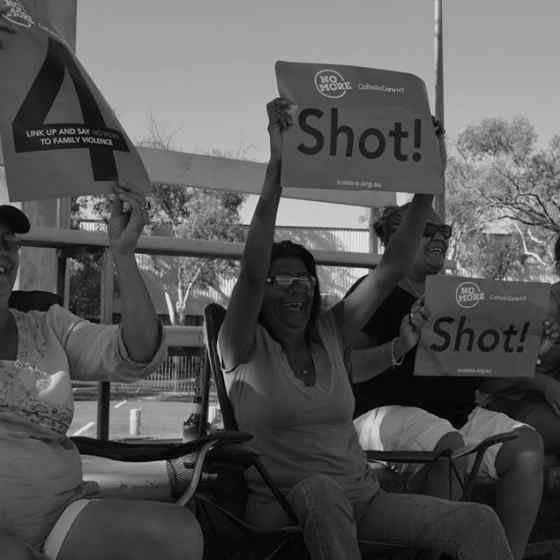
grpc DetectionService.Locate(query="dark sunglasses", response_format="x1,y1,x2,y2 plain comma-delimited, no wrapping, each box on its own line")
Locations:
0,233,21,252
265,274,317,291
423,223,452,239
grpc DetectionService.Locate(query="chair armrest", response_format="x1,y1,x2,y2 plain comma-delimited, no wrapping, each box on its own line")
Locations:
366,431,519,501
450,432,518,461
365,432,518,466
460,431,518,498
366,450,445,464
72,430,252,462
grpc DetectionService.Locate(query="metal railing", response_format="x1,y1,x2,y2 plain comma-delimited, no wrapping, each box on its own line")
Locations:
20,226,382,439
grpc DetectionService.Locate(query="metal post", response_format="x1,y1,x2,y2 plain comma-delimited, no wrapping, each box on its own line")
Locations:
434,0,445,220
369,208,377,255
97,249,114,440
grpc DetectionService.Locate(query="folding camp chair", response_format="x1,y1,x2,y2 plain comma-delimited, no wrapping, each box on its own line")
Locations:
7,291,253,512
202,303,458,560
202,303,519,559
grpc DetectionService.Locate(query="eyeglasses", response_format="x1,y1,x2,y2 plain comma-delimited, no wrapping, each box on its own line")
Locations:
265,274,317,291
423,223,452,239
0,233,21,253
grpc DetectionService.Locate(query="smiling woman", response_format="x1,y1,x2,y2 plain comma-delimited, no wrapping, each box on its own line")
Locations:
0,197,203,560
348,199,546,560
216,97,512,560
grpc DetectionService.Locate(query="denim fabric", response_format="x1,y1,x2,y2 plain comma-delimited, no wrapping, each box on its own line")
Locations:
246,474,513,560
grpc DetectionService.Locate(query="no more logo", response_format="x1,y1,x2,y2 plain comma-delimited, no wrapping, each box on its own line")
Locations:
314,69,352,99
456,282,485,309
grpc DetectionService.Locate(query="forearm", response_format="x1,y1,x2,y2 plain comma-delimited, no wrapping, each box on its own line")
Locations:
113,253,161,363
351,338,406,383
241,161,282,280
381,193,434,272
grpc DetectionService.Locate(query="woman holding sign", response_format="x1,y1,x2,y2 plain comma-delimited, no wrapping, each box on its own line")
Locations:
0,189,202,560
217,97,513,560
348,204,547,560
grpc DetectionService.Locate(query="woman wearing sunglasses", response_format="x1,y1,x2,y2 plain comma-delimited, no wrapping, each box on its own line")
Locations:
218,97,512,560
347,203,545,560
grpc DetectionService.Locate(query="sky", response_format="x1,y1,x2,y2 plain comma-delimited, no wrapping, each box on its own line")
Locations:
73,0,560,227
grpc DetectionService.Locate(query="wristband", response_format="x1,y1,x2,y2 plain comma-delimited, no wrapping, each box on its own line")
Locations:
391,337,405,368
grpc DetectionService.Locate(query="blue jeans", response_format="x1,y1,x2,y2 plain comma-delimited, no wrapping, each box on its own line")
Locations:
246,475,512,560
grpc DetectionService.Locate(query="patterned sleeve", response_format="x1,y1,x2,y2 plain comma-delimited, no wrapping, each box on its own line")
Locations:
47,304,166,382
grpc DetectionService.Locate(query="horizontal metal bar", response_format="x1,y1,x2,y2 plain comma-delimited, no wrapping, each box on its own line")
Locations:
20,226,382,268
20,227,456,270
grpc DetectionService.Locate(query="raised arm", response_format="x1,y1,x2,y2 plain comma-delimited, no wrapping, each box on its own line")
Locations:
336,122,444,342
218,99,291,370
108,184,161,363
339,193,433,341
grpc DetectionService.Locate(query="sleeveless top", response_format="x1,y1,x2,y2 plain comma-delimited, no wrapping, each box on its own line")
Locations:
348,280,478,429
220,308,379,503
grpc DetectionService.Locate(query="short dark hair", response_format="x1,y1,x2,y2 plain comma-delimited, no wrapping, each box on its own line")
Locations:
260,240,321,340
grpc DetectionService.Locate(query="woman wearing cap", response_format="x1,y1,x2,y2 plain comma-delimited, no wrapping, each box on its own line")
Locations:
217,97,513,560
0,188,202,560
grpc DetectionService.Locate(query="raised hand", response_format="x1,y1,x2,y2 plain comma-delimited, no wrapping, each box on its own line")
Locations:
266,97,294,165
108,183,148,256
397,297,430,355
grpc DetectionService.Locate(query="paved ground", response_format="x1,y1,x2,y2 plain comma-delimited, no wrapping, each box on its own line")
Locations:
70,398,220,440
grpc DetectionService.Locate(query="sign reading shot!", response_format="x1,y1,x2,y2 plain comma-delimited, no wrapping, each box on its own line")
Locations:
0,0,149,201
414,276,550,378
275,61,443,193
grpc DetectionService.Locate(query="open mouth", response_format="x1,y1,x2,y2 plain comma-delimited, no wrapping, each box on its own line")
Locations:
427,245,446,255
283,301,305,311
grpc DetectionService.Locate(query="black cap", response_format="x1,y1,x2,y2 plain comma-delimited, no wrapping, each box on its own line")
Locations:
0,205,30,234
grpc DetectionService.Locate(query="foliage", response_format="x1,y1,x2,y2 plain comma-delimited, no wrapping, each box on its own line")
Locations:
446,116,559,280
68,120,247,324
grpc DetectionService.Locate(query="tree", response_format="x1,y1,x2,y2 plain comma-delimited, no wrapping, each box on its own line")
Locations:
147,185,244,324
456,116,560,232
445,116,558,280
137,120,246,324
69,120,247,324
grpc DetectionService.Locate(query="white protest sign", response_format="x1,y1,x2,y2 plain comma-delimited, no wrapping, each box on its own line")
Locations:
276,61,443,194
415,276,550,378
0,0,149,201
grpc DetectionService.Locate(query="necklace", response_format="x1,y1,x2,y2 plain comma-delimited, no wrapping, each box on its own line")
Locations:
401,276,425,299
287,346,317,387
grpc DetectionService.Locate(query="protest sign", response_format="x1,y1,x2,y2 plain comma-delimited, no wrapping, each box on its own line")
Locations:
0,0,149,201
414,276,550,378
276,61,442,193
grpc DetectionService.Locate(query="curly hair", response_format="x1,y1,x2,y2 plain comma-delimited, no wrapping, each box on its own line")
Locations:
373,202,412,246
